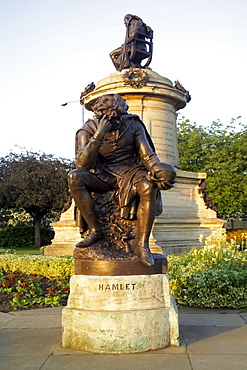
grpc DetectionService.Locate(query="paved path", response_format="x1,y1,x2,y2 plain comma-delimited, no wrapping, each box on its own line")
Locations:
0,306,247,370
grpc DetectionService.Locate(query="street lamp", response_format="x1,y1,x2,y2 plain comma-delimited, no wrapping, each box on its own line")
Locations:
61,100,84,125
61,100,78,106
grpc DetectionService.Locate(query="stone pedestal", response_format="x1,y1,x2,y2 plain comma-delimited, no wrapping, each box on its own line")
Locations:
83,69,186,167
45,69,224,256
62,274,179,353
81,69,224,254
44,200,79,256
154,169,225,254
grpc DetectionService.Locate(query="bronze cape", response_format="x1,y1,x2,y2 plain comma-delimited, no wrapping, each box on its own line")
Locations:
74,114,162,232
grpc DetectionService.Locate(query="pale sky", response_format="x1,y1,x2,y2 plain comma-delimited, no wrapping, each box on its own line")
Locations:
1,0,246,160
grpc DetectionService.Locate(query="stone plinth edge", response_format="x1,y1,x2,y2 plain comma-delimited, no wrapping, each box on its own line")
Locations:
83,69,187,111
62,274,179,353
74,254,167,275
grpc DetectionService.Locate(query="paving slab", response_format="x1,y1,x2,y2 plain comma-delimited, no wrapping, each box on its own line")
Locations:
179,313,246,326
0,305,246,370
186,326,247,355
0,312,16,328
180,325,239,345
190,354,247,370
239,312,247,322
54,343,187,356
42,353,192,370
0,328,61,356
180,307,241,314
4,313,62,328
0,312,16,323
16,307,63,315
0,355,48,370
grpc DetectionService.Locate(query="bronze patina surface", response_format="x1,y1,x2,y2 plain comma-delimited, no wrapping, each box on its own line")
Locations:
110,14,153,71
74,253,168,275
68,93,176,272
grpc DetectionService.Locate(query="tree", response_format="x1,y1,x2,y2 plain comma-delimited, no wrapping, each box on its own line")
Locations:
0,208,32,228
177,117,247,220
0,151,74,248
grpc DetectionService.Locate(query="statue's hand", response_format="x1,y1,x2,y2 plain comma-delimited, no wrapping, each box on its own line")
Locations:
94,114,112,141
149,162,176,190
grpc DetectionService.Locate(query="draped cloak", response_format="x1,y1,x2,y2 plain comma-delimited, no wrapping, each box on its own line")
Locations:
74,114,162,232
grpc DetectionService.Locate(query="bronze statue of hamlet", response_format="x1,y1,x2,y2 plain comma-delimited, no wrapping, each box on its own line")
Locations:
68,94,176,267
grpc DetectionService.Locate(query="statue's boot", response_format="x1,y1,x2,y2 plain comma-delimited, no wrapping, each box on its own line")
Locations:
69,173,104,247
134,241,155,267
76,229,104,248
134,179,157,267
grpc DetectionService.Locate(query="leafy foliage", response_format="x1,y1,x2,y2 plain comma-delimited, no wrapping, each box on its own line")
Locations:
0,254,74,278
0,208,32,228
0,151,74,247
168,230,247,308
0,225,54,249
0,254,73,311
177,117,247,219
0,270,70,311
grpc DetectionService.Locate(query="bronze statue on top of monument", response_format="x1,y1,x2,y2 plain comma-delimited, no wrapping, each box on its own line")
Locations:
68,94,176,268
110,14,153,71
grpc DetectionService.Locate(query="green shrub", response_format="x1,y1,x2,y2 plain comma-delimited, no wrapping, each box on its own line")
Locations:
0,248,16,254
0,225,54,249
168,230,247,308
169,268,247,308
0,254,74,278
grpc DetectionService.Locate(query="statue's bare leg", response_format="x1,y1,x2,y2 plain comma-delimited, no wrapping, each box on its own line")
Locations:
134,178,157,266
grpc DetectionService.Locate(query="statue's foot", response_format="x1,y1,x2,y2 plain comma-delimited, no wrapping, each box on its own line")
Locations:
134,243,155,267
76,230,104,248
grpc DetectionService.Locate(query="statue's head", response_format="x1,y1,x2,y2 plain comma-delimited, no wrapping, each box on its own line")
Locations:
124,14,133,26
124,14,142,27
92,94,129,120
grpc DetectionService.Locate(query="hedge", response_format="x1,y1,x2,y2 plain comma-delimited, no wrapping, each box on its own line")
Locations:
0,225,54,249
0,254,74,278
168,230,247,308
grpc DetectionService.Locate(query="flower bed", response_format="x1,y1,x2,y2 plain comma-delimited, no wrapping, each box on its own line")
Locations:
0,270,70,312
0,254,74,312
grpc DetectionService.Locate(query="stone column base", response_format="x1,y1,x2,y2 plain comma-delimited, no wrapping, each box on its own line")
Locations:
62,274,179,353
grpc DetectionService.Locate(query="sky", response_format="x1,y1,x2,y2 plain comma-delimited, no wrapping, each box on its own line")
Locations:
1,0,247,160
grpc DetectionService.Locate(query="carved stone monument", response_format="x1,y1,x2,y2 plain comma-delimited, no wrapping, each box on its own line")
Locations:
79,69,224,254
62,274,178,353
45,60,223,258
62,14,181,353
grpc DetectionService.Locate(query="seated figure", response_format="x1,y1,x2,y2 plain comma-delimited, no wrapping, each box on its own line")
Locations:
110,14,153,71
68,94,176,266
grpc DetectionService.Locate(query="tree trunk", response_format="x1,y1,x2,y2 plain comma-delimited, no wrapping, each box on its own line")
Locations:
34,216,42,249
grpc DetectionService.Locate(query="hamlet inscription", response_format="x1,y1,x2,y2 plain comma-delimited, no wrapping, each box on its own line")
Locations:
99,283,136,290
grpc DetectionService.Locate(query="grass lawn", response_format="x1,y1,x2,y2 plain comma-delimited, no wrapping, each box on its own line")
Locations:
0,248,43,255
15,248,43,255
